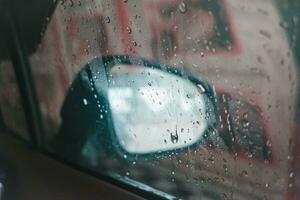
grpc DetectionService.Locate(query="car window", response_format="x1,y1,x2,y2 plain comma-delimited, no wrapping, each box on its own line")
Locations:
15,0,300,199
0,61,29,141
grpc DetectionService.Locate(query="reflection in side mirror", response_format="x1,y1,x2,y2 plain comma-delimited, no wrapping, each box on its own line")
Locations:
53,56,217,162
107,64,216,155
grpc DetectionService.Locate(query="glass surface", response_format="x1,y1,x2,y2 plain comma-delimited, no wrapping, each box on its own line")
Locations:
24,0,300,199
0,61,29,141
108,65,209,154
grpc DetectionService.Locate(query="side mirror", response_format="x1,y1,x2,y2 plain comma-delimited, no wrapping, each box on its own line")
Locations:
55,56,217,160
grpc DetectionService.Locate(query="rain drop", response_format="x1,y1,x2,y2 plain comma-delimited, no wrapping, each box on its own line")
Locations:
126,26,132,34
241,170,248,177
105,16,110,23
242,119,250,129
170,131,179,144
178,2,187,14
83,98,88,105
197,84,206,93
69,0,74,7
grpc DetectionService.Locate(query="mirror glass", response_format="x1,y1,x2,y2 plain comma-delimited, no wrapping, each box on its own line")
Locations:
108,65,211,154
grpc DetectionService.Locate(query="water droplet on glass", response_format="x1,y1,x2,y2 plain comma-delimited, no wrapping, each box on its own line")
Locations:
83,98,88,105
126,26,132,34
131,40,137,46
241,170,248,177
242,119,250,129
259,29,271,39
197,84,206,93
178,2,187,14
69,0,74,7
105,16,110,23
266,140,272,147
170,131,179,144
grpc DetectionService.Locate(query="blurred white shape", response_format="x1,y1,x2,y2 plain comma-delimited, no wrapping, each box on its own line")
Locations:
108,88,133,113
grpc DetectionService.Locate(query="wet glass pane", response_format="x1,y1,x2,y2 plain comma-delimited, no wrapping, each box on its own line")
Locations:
29,0,300,199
